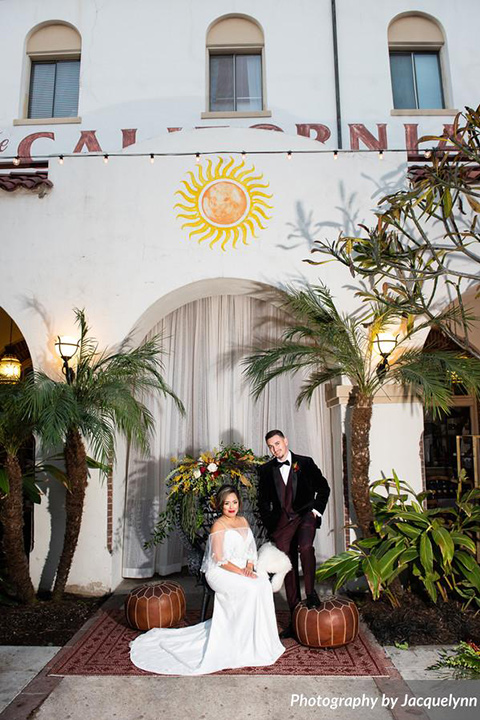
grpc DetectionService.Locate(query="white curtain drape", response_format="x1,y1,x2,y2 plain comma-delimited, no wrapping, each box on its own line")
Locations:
122,294,335,577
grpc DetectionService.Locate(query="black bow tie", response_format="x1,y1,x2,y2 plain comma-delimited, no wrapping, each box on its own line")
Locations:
276,459,290,467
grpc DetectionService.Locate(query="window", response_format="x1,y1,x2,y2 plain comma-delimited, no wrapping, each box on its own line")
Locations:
29,60,80,118
26,24,81,119
388,15,446,110
210,54,262,112
390,52,443,109
205,16,267,116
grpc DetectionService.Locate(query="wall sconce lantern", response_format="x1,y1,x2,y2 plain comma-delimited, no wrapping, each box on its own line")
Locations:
54,336,79,384
0,319,22,383
375,333,398,379
0,353,22,383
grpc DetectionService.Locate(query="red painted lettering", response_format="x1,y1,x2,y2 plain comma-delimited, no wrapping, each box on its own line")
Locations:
249,124,284,131
17,132,55,163
296,124,331,143
73,131,102,154
349,124,387,150
121,129,137,148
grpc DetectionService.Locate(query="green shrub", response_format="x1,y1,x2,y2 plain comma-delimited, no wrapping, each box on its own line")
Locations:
316,471,480,608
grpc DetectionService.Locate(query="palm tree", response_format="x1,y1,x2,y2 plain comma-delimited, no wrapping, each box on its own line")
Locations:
0,382,36,604
25,309,184,601
243,284,480,536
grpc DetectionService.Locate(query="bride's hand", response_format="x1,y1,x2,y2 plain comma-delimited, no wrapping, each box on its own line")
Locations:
242,566,257,579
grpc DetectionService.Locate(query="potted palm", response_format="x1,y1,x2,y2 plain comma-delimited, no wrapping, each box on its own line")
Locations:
24,309,184,600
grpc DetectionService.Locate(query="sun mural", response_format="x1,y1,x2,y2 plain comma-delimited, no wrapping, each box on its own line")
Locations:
174,157,273,250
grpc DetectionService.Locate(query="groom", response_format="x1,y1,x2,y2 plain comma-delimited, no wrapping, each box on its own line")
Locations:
257,430,330,635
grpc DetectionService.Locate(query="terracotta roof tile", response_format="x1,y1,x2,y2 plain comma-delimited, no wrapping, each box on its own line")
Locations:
0,172,53,193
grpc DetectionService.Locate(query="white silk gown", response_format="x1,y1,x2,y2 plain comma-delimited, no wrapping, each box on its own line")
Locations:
129,525,285,675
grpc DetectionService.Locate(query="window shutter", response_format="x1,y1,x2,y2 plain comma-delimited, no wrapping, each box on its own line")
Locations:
29,62,56,118
53,60,80,117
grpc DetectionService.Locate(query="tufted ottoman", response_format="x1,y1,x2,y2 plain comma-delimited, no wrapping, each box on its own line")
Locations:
125,581,186,631
293,596,359,648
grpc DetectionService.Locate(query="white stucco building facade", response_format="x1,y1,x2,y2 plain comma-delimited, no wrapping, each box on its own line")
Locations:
1,0,478,594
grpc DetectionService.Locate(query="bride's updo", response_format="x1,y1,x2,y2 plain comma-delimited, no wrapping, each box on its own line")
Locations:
215,484,242,513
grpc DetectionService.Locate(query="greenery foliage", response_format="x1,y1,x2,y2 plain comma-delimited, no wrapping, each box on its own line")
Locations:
243,283,480,416
306,105,480,355
148,444,266,545
316,471,480,608
428,642,480,678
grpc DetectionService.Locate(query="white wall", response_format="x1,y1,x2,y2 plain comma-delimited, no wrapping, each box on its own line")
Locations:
1,0,479,592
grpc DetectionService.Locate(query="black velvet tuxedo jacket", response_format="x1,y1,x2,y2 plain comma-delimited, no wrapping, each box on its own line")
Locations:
257,452,330,536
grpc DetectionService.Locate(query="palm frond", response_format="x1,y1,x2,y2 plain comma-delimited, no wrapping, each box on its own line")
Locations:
390,350,480,417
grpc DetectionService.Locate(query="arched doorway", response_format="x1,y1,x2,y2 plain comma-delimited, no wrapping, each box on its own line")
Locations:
0,308,35,567
122,284,336,577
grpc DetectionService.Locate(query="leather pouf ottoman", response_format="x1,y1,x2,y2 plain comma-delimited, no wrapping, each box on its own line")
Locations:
293,596,359,648
125,581,186,631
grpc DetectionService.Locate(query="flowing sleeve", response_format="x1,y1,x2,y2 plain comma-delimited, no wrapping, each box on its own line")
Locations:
201,530,228,573
245,528,257,566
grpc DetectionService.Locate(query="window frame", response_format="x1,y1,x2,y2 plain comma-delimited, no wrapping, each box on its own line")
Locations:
27,57,81,120
202,19,271,119
389,49,445,110
208,49,264,114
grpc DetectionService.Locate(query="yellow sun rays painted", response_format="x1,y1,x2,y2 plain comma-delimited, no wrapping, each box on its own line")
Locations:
174,156,273,250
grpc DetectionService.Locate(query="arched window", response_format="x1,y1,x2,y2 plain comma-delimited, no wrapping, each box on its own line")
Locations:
388,15,445,110
205,16,267,116
26,23,81,119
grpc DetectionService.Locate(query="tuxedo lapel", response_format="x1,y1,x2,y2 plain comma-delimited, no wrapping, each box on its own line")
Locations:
291,453,298,500
272,464,285,503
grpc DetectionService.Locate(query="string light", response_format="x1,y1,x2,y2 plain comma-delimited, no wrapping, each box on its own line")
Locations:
5,148,429,167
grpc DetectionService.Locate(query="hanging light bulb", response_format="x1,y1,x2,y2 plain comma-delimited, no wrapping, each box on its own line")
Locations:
333,150,338,160
150,153,155,164
103,154,109,164
378,149,384,160
195,152,200,163
58,155,64,165
286,151,292,160
424,149,432,159
12,156,20,166
241,151,246,159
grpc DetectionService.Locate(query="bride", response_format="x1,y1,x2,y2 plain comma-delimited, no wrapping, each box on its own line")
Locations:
130,484,285,675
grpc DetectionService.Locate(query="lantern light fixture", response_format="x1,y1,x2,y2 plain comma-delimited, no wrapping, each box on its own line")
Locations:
375,332,399,379
54,335,79,384
0,319,22,383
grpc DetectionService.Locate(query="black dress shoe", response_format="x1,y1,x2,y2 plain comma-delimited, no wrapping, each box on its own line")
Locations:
279,624,295,639
305,591,321,609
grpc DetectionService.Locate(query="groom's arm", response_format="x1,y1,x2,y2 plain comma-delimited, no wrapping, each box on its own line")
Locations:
306,457,330,516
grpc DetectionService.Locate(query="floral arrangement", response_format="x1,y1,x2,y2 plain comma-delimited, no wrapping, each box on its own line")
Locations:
428,642,480,677
147,444,267,546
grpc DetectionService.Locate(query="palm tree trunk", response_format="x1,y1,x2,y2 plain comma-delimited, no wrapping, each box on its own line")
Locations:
0,453,36,604
52,427,87,601
349,389,374,537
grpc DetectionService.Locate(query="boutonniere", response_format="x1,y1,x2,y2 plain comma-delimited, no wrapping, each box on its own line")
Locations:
293,462,300,473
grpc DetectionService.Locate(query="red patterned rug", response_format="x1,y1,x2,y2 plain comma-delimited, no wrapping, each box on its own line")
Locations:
48,607,393,677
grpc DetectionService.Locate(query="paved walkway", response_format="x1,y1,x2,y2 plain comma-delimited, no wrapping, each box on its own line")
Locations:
0,578,477,720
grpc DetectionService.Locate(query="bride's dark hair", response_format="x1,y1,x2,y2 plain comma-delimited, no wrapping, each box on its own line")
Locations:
215,484,242,513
